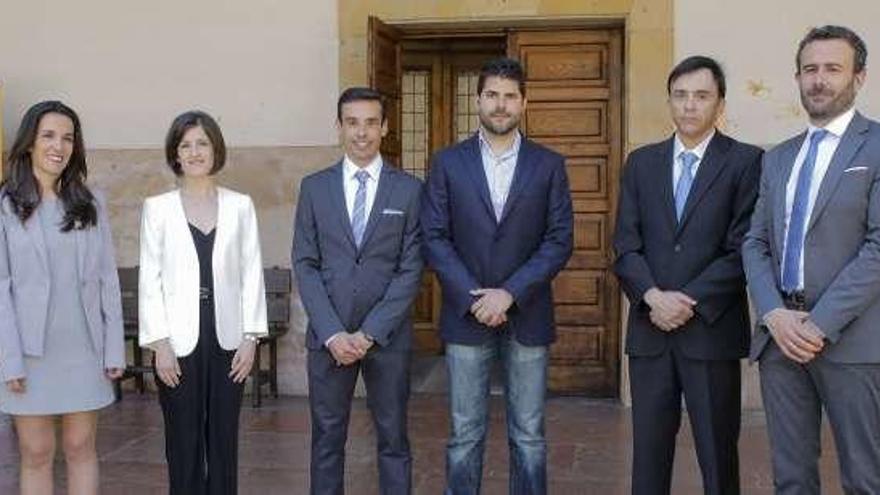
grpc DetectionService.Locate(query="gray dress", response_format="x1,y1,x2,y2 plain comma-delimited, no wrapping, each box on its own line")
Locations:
0,198,115,415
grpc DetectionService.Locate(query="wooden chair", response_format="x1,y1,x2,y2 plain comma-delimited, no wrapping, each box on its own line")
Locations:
251,267,292,407
114,267,150,400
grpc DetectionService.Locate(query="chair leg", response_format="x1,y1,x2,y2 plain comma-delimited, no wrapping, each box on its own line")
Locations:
133,345,145,393
270,340,279,398
252,342,262,408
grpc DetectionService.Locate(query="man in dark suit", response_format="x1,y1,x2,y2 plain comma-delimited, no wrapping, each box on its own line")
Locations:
743,26,880,494
422,57,573,495
292,87,423,494
613,56,762,494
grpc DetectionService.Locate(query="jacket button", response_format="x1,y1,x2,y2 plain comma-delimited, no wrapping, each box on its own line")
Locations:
674,244,682,252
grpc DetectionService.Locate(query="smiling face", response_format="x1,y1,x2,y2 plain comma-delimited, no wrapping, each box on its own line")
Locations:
337,99,387,168
797,38,865,126
29,112,75,187
176,125,215,178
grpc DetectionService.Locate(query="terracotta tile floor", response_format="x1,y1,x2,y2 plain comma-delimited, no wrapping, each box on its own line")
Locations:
0,394,843,494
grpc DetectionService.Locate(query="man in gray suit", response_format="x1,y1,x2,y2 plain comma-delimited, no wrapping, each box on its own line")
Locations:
292,87,423,494
743,25,880,494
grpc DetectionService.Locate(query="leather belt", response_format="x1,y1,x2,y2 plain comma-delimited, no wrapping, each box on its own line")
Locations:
782,290,807,311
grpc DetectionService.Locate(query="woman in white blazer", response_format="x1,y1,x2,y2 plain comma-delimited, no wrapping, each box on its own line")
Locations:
0,101,125,494
138,111,268,495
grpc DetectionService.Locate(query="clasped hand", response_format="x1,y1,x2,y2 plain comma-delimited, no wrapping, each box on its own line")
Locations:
469,288,513,328
327,331,374,366
764,308,825,363
644,288,696,331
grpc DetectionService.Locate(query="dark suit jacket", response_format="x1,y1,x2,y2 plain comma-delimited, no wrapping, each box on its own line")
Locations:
613,132,762,360
743,112,880,363
421,134,573,346
292,160,423,351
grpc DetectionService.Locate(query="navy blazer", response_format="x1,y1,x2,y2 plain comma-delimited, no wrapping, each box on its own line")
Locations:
292,160,423,351
613,132,762,360
422,134,574,346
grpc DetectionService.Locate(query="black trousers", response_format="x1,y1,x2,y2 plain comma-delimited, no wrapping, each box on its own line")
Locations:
308,345,412,495
629,346,741,495
156,299,244,495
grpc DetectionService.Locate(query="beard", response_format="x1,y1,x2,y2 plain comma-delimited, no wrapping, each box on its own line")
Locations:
800,79,857,122
479,111,521,136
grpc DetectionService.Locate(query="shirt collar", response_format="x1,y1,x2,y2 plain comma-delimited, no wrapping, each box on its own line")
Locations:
808,107,855,139
673,129,716,162
343,153,383,181
478,128,522,161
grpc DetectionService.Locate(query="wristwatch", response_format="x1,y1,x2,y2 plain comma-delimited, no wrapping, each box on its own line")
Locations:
243,334,259,342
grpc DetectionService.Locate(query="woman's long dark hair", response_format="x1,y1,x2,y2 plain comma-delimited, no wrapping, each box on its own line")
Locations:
2,100,96,231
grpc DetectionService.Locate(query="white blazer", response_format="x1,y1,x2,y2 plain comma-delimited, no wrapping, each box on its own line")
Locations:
138,187,268,357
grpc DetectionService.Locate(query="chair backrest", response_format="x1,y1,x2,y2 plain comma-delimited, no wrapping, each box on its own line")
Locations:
117,267,139,336
264,267,291,334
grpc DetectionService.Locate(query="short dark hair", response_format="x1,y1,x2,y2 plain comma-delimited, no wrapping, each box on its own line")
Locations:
796,25,867,74
477,57,526,98
667,55,727,98
164,111,226,176
337,87,385,122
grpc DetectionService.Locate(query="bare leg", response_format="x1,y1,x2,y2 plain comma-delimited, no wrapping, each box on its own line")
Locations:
14,415,56,495
60,411,99,495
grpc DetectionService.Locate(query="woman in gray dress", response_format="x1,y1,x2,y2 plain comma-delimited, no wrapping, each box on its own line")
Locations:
0,101,125,494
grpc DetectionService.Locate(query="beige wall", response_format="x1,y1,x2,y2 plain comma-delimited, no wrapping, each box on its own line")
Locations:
675,0,880,146
0,0,339,147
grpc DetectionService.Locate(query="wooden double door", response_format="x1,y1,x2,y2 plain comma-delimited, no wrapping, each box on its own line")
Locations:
369,18,623,397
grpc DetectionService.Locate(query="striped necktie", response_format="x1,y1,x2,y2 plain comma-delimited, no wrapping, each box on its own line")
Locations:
351,170,369,247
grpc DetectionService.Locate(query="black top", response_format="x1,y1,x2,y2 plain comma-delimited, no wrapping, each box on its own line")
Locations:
189,224,216,299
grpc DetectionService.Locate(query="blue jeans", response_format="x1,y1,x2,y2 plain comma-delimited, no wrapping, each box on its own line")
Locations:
445,335,548,495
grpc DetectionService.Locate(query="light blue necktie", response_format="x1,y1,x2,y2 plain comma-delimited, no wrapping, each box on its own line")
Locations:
351,170,369,247
675,151,698,221
781,129,828,293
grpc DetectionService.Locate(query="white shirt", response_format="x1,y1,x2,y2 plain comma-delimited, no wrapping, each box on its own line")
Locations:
781,107,856,289
672,130,715,189
478,129,521,220
343,153,383,222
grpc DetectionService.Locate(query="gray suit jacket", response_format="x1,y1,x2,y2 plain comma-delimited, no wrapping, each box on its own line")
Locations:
292,160,423,351
743,112,880,363
0,191,125,381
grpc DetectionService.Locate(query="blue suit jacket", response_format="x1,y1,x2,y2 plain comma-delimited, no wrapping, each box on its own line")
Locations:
422,134,573,346
292,160,423,351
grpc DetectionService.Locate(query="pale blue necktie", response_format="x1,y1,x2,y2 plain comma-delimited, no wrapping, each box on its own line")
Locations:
781,129,828,293
351,170,369,247
675,151,698,221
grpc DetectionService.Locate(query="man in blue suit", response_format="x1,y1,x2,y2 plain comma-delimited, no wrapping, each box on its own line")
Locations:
422,57,574,495
293,87,423,494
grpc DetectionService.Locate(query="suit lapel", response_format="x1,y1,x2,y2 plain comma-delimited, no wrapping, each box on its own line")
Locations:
676,133,732,234
806,112,870,233
359,162,397,250
461,135,496,221
326,161,357,249
773,137,803,253
655,138,678,234
498,138,537,225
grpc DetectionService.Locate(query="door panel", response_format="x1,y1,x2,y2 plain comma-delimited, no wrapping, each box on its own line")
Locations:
510,29,623,396
368,16,403,167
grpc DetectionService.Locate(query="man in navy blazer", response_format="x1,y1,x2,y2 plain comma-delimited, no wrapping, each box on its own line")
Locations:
293,87,423,494
422,57,573,495
613,56,762,494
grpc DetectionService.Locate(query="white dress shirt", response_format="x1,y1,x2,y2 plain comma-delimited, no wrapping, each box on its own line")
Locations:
478,129,521,220
343,154,383,222
672,130,715,189
781,107,856,289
